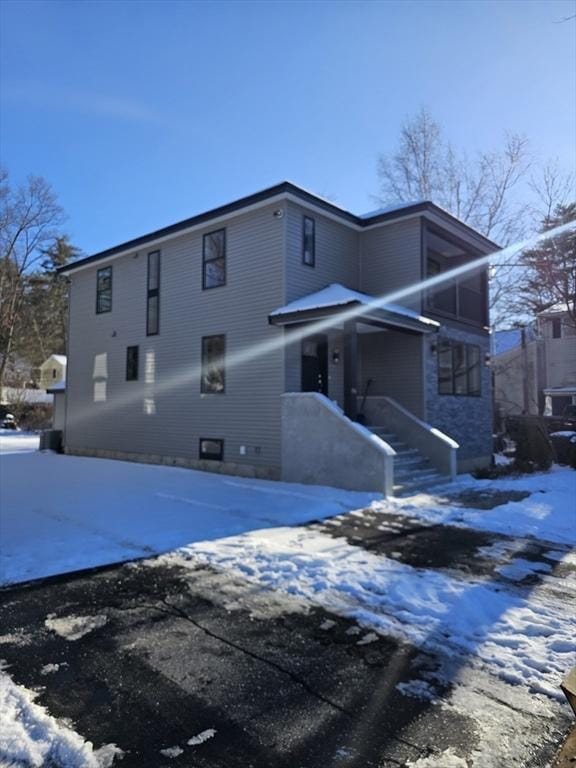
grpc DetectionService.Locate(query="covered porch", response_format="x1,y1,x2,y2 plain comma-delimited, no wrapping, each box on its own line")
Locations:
270,285,457,495
270,283,439,422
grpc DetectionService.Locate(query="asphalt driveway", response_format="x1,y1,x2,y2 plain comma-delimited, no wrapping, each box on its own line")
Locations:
1,503,572,768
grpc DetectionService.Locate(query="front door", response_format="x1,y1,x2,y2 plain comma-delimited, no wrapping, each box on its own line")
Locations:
301,334,328,395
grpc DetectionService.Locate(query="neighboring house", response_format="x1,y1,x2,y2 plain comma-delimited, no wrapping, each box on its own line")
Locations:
39,355,67,390
493,304,576,418
59,182,496,495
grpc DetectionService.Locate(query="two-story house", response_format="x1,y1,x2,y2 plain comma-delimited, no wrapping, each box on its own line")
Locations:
59,182,496,495
494,304,576,418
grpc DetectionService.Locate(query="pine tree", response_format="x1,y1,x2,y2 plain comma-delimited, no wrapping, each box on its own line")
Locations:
20,236,80,368
513,204,576,329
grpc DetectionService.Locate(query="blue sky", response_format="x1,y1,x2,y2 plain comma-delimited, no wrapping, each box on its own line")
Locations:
1,0,575,255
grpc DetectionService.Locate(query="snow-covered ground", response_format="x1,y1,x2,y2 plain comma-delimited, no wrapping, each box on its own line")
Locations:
1,446,574,765
0,451,377,585
0,430,40,455
382,467,576,545
0,666,122,767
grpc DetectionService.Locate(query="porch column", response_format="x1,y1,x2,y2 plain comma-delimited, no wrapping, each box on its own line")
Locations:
343,319,358,420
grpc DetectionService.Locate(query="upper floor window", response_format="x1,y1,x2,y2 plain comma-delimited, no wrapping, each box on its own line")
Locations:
201,335,225,393
425,228,487,327
203,229,226,289
552,318,562,338
438,340,481,396
302,216,315,267
147,250,160,335
126,346,139,381
96,266,112,314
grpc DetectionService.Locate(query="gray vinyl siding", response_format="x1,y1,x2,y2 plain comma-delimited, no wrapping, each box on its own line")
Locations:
285,202,359,302
65,203,286,469
358,331,424,418
359,218,422,311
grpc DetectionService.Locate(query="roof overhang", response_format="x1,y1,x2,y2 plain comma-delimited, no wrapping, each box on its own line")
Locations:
59,182,500,276
269,301,438,335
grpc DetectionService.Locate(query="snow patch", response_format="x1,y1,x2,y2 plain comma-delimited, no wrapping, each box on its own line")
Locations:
187,729,216,746
407,748,468,767
0,668,122,767
45,615,108,641
159,746,183,758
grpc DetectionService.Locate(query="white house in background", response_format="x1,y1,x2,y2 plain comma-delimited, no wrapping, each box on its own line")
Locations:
39,355,67,390
494,304,576,417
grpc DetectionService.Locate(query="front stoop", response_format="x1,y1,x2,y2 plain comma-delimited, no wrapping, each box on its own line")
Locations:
368,427,448,496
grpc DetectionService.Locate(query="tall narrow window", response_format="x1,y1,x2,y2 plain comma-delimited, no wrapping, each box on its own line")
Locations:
437,340,454,395
126,346,139,381
203,229,226,289
96,266,112,313
147,250,160,335
201,335,225,393
302,216,315,266
552,318,562,339
467,345,481,396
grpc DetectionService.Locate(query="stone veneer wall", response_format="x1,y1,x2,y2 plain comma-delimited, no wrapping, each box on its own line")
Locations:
425,327,492,472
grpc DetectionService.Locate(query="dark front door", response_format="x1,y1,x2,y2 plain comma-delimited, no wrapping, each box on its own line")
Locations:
301,334,328,395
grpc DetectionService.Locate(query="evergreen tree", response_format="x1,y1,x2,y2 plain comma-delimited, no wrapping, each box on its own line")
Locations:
513,204,576,329
20,236,80,367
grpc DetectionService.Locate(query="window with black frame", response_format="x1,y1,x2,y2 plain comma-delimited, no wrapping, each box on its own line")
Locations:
96,266,112,313
302,216,315,266
201,335,225,393
203,229,226,289
126,346,139,381
147,251,160,335
199,438,223,461
437,340,481,396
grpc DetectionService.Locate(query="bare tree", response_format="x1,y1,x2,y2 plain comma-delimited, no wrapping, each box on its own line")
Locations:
376,108,531,246
0,169,65,398
376,108,575,330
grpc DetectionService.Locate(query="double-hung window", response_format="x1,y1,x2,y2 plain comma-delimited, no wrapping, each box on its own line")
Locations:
302,216,315,267
203,229,226,289
438,340,481,396
147,251,160,335
96,267,112,313
201,335,225,393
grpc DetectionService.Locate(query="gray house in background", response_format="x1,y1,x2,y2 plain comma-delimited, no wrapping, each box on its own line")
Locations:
59,182,496,495
494,304,576,418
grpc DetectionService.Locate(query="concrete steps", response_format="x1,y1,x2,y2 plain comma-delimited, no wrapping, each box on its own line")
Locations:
368,426,448,497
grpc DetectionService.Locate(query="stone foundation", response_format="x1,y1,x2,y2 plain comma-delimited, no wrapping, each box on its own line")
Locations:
64,446,281,481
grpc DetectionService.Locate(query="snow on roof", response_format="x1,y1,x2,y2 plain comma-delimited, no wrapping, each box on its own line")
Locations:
538,302,572,316
50,355,67,366
358,200,426,219
46,380,66,393
543,386,576,395
270,283,439,327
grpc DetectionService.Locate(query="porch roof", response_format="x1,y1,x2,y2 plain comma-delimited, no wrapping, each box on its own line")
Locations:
269,283,440,334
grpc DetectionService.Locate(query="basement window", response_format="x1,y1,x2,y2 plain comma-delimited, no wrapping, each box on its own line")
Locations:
199,438,223,461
